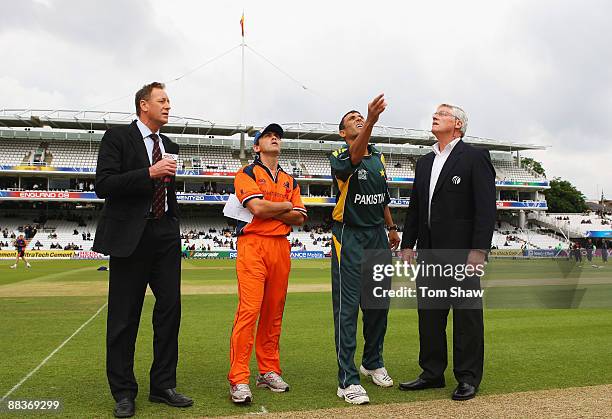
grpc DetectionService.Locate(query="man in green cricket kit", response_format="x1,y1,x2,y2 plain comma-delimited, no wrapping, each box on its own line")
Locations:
330,93,401,405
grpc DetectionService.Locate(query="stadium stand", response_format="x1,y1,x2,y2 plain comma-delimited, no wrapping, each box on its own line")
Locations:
278,149,328,177
0,213,338,253
178,144,242,172
31,219,97,251
533,212,612,237
0,139,46,166
5,209,594,253
1,220,36,244
492,230,567,250
0,137,544,184
47,140,98,169
492,220,570,250
178,216,334,252
492,159,545,182
0,110,558,259
2,212,578,253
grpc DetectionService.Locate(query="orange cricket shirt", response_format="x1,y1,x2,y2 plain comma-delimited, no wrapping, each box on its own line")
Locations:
234,157,307,236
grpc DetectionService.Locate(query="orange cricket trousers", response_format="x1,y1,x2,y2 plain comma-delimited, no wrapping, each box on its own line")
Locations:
228,234,291,385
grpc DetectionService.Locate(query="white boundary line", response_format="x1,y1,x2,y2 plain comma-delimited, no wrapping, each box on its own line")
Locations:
1,303,107,402
247,405,268,415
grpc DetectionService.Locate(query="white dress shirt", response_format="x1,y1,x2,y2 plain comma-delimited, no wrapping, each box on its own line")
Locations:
428,137,461,226
136,118,168,212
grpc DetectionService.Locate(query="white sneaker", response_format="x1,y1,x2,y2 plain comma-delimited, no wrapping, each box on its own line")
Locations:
10,264,16,269
26,263,32,268
256,371,290,392
337,384,369,405
230,384,252,404
360,365,394,387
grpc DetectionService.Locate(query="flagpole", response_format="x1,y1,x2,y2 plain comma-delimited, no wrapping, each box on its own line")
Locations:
240,21,245,127
239,11,246,160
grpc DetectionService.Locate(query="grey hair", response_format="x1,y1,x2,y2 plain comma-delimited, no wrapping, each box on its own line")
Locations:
440,103,468,136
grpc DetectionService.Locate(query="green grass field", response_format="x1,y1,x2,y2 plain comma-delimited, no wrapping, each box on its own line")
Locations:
1,258,611,417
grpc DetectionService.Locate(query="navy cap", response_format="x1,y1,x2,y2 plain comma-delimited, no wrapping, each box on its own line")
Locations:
254,123,283,145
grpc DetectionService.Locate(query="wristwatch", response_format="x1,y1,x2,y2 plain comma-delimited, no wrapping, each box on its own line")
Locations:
387,224,398,231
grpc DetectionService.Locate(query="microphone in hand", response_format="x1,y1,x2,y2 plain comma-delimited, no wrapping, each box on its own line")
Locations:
162,153,179,183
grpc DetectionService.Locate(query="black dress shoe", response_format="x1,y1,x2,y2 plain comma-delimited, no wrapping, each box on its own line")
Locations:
452,382,478,401
149,388,193,407
399,377,445,391
113,398,135,418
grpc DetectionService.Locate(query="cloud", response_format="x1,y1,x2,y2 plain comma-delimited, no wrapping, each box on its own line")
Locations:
0,76,66,109
2,0,174,57
1,0,610,198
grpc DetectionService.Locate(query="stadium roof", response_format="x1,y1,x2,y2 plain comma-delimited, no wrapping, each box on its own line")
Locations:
0,109,545,152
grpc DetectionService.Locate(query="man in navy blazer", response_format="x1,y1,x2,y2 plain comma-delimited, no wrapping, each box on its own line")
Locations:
94,82,192,417
398,104,496,401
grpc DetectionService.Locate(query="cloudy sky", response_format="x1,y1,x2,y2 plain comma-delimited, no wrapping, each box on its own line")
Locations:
2,0,611,198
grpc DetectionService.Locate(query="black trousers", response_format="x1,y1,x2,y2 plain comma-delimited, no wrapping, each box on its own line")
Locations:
106,215,181,401
415,250,484,387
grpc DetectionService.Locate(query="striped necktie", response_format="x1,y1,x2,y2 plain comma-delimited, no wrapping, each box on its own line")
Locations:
150,133,166,218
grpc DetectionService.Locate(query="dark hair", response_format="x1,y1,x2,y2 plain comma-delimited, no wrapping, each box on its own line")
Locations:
135,82,165,116
339,110,361,131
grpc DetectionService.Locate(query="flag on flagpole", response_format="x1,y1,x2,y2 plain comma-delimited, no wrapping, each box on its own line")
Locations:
240,12,245,38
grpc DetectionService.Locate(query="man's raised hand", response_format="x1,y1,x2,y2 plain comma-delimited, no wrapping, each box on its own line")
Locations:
366,93,387,124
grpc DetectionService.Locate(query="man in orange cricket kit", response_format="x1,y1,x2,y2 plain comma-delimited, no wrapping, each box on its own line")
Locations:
228,123,307,404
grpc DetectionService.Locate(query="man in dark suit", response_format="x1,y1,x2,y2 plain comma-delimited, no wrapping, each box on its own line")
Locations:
93,82,193,417
398,104,496,401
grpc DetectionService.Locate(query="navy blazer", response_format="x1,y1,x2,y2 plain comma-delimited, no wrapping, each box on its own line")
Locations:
401,139,496,251
93,121,180,257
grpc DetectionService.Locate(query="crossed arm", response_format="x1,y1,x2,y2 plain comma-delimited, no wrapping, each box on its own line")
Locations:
245,199,306,226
